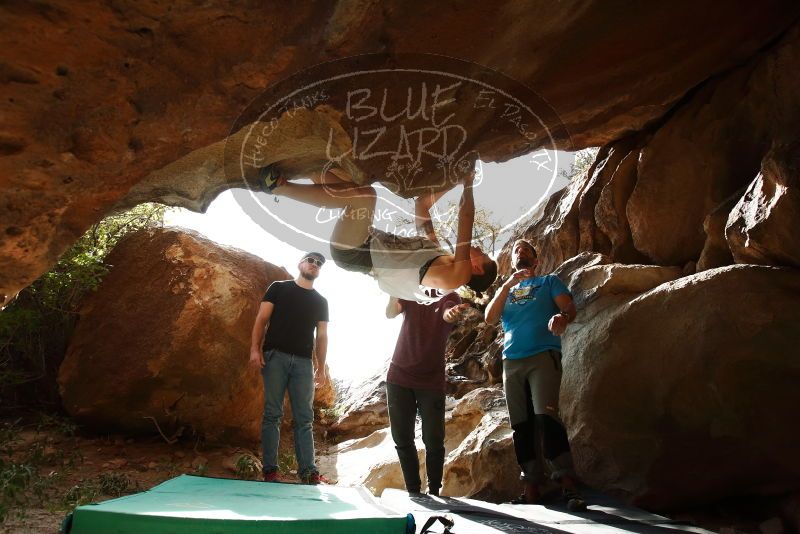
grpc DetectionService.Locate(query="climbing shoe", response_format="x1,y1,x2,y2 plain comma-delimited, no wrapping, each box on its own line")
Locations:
563,487,587,512
257,164,283,193
506,481,541,504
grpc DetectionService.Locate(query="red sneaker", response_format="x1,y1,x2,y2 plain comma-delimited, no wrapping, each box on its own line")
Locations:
263,471,279,482
301,472,329,485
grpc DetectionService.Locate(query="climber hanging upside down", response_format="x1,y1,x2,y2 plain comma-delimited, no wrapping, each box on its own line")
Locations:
253,164,497,302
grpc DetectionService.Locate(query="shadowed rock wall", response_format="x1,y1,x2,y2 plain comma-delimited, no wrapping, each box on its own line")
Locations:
506,22,800,274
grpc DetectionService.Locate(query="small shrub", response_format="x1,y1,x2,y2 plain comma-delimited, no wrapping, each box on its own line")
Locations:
234,453,262,480
0,419,22,453
0,461,35,521
0,416,88,520
98,472,134,497
157,461,182,479
62,472,137,509
193,463,208,477
36,413,77,438
277,451,297,475
559,147,600,182
62,480,100,508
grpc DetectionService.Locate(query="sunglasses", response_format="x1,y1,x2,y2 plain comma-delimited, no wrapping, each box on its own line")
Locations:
303,257,324,267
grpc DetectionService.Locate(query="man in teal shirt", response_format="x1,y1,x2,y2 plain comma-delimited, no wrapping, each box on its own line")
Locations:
485,239,586,510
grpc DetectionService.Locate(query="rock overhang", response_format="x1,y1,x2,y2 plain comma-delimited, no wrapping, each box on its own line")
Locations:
2,0,799,302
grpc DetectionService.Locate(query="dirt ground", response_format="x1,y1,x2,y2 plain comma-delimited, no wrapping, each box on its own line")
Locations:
0,417,334,534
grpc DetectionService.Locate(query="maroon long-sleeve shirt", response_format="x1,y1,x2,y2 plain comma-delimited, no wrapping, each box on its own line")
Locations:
387,293,461,392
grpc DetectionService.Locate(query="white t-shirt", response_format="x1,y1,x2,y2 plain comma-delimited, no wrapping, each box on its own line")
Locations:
369,227,452,302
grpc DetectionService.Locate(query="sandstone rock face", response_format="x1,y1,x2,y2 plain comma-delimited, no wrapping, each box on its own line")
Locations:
2,1,798,304
321,427,402,493
560,265,800,510
329,370,389,441
503,22,800,275
726,141,800,268
446,307,503,398
696,195,739,272
314,373,337,411
594,145,647,265
560,261,683,325
117,106,366,213
626,23,800,266
441,388,518,502
503,139,647,275
528,173,595,274
58,228,297,442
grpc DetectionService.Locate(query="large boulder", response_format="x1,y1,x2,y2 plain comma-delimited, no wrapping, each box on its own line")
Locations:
726,140,800,268
505,21,800,274
58,228,301,442
329,369,389,441
561,264,800,510
441,387,518,502
3,0,798,305
626,23,800,266
324,426,410,494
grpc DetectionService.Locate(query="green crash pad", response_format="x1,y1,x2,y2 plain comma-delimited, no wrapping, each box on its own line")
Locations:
66,475,412,534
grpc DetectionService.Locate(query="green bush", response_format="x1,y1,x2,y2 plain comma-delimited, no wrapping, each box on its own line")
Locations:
61,472,137,509
97,472,135,497
234,452,262,480
61,480,101,509
559,147,599,182
0,204,166,410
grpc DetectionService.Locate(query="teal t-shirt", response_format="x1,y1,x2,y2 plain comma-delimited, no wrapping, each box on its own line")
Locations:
500,274,571,360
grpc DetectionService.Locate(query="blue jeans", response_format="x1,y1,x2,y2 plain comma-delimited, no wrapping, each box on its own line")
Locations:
260,349,317,477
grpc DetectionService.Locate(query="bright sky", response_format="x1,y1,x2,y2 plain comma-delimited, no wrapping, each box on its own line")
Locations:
165,153,571,384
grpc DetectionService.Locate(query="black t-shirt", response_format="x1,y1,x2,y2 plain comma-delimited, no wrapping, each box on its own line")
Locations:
262,280,329,358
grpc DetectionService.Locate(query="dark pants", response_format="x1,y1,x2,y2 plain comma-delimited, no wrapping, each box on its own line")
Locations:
503,351,574,483
386,382,446,494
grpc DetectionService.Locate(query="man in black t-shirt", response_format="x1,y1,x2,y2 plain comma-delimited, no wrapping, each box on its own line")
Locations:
249,251,329,484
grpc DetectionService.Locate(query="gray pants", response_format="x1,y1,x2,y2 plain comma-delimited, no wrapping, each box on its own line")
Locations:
503,351,574,483
386,382,446,494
